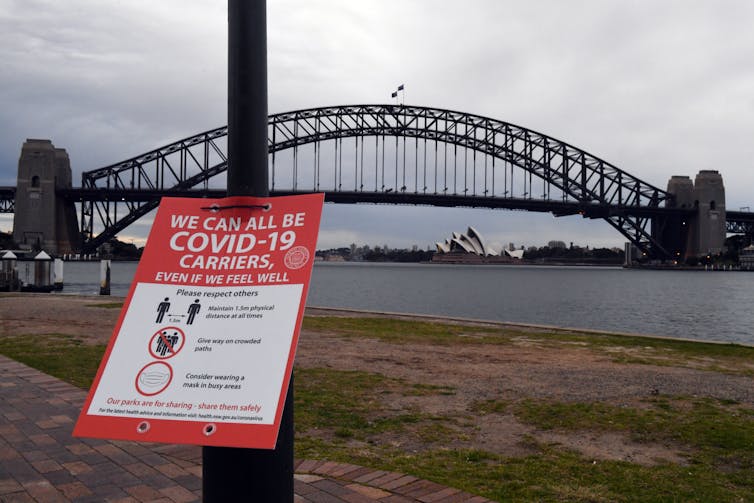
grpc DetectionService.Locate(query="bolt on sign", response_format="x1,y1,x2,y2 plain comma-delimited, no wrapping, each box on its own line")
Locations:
74,193,324,449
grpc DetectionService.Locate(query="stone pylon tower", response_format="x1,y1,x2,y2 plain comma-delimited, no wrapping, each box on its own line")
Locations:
692,170,726,257
12,139,81,254
664,170,726,259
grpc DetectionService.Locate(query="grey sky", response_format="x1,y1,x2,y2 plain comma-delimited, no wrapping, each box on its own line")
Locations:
2,0,753,250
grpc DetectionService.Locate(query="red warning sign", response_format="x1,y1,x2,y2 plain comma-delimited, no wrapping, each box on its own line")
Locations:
73,193,324,449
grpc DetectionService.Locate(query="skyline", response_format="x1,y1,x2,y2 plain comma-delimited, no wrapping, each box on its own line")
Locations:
2,1,754,250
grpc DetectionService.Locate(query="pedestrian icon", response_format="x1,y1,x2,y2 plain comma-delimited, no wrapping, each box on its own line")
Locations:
156,332,179,356
148,326,185,360
187,299,201,325
156,297,170,323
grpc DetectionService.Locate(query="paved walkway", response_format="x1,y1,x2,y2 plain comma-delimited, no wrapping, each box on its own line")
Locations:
0,355,492,502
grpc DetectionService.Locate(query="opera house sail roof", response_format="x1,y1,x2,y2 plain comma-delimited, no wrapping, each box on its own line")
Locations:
435,227,524,260
436,227,494,256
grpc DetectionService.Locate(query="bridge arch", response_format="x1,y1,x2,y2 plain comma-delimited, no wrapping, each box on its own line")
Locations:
77,104,674,255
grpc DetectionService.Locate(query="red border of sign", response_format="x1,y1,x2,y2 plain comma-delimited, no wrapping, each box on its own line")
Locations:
73,194,324,449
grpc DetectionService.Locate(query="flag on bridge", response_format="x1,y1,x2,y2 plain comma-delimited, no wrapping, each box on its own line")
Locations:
397,84,404,91
391,91,398,98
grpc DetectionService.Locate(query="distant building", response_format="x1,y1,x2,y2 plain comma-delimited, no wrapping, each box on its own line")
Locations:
740,245,754,270
434,227,522,263
435,227,497,256
506,248,525,259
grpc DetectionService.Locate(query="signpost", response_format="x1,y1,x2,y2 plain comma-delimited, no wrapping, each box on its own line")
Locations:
76,1,309,500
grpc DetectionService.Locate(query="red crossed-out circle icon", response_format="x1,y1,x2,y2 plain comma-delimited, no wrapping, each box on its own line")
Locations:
148,326,185,360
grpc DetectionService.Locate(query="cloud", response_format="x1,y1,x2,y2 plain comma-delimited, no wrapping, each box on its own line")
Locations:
2,0,754,248
316,229,364,250
0,215,13,233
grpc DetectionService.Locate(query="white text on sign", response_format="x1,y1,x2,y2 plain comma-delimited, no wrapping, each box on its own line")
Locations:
165,212,307,272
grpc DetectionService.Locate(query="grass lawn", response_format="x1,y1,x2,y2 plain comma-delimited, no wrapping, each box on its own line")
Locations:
2,316,753,502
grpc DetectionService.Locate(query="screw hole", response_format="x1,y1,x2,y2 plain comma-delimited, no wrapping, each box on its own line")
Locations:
203,423,216,436
262,203,272,212
137,421,150,433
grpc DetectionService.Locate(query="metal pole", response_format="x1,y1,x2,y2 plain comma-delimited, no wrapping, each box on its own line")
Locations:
226,0,269,197
203,1,295,500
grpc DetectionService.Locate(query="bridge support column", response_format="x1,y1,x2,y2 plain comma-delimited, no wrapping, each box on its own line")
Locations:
654,175,694,261
662,171,726,261
691,170,726,258
12,139,80,254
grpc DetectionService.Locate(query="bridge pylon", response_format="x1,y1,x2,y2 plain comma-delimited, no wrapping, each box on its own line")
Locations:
660,171,726,261
12,139,81,255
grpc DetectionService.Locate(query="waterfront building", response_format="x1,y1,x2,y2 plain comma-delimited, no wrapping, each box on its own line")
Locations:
740,245,754,270
433,227,522,263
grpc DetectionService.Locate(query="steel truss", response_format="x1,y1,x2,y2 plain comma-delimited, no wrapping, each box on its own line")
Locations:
77,105,673,255
726,210,754,237
0,187,15,213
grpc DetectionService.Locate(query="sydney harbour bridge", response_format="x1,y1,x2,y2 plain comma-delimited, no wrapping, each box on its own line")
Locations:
3,104,754,259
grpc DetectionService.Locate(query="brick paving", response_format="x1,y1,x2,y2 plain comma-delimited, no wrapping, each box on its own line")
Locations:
0,355,493,502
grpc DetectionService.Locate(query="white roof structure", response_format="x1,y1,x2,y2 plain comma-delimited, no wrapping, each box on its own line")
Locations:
435,227,504,257
504,249,525,259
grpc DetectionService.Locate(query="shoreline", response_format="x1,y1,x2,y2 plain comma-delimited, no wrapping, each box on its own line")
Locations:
306,305,754,348
3,292,749,348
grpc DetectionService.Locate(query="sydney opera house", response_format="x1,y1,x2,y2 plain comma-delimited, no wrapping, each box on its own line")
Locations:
433,227,524,263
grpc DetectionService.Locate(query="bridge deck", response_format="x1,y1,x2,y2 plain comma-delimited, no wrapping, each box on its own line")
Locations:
58,188,691,219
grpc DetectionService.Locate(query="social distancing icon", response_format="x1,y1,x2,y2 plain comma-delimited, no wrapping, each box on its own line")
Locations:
187,299,201,324
149,327,185,359
156,297,171,323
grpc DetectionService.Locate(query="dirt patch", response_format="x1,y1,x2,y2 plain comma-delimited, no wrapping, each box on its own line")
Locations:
295,328,753,465
3,294,752,466
0,294,121,342
538,431,689,465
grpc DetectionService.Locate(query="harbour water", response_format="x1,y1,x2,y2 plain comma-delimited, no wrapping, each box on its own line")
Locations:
55,261,753,345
